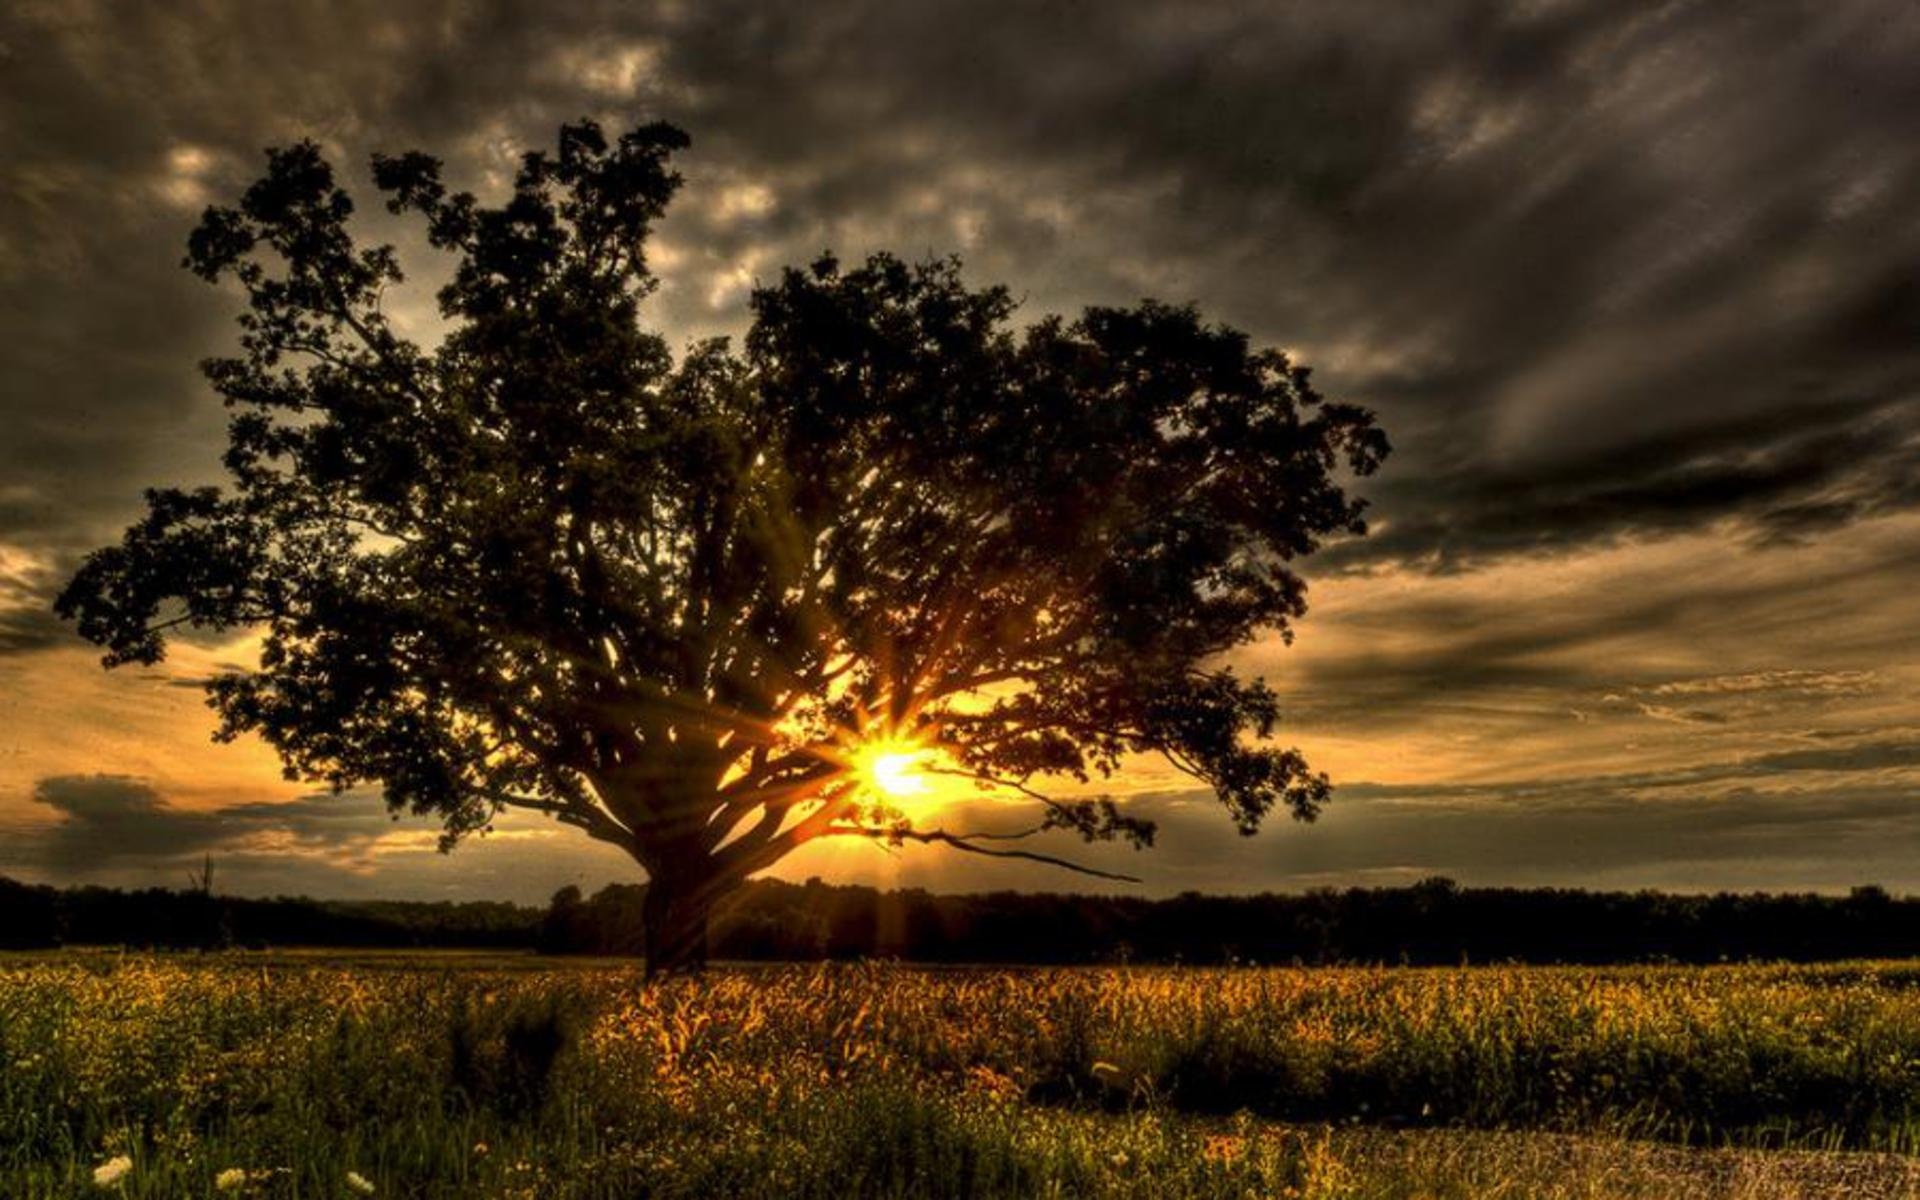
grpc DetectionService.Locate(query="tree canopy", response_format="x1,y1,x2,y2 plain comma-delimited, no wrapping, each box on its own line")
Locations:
58,119,1386,972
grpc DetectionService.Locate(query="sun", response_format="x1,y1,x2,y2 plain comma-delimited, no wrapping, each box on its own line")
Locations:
850,736,933,801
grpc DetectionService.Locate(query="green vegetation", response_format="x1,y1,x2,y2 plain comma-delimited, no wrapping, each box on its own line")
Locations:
3,957,1918,1197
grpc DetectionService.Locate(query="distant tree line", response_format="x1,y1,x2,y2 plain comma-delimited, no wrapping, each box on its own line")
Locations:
6,873,1917,963
541,876,1920,965
0,876,539,951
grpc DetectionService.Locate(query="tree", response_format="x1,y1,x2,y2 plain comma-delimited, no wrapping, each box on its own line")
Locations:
57,119,1387,975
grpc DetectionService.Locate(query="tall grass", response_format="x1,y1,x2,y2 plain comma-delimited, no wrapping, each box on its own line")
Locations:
2,956,1917,1196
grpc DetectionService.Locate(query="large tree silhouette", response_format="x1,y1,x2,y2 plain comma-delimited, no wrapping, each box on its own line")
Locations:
58,120,1386,974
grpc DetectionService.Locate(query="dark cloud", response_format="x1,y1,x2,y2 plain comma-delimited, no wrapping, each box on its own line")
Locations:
10,774,634,902
28,774,217,870
1746,739,1920,776
0,604,67,657
23,773,387,871
1329,395,1920,572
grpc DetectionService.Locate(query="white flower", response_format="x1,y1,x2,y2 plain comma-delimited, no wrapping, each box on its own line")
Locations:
92,1155,133,1187
345,1171,375,1194
215,1167,248,1190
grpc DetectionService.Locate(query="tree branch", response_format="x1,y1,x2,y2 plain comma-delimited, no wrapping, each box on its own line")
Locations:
823,823,1142,883
487,788,633,849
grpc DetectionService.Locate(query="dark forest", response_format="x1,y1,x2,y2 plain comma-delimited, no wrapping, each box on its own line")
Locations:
7,874,1915,965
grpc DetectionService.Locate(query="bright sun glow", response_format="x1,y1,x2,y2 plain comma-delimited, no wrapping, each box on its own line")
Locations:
851,737,932,800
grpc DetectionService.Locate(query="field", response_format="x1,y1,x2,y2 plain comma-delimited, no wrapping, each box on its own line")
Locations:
4,954,1920,1198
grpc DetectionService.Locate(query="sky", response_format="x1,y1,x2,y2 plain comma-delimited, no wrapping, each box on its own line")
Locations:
3,0,1920,904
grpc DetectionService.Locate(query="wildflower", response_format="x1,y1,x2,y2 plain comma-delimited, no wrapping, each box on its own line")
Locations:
345,1170,375,1194
215,1167,248,1190
93,1155,133,1187
1110,1150,1129,1168
472,1141,489,1157
1202,1134,1247,1163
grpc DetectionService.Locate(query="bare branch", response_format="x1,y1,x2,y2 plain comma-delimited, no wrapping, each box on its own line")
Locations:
487,788,633,849
925,765,1105,827
822,823,1142,883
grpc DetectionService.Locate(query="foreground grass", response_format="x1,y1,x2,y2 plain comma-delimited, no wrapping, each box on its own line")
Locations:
3,956,1918,1196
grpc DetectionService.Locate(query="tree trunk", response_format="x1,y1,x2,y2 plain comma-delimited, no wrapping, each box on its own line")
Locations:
642,865,719,979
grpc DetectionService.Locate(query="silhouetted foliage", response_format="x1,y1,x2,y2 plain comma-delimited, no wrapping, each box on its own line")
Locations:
0,877,62,949
542,876,1920,966
56,118,1384,974
4,874,1917,963
0,876,537,950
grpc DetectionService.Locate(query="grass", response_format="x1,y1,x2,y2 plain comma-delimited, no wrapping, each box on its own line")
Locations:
3,954,1919,1196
